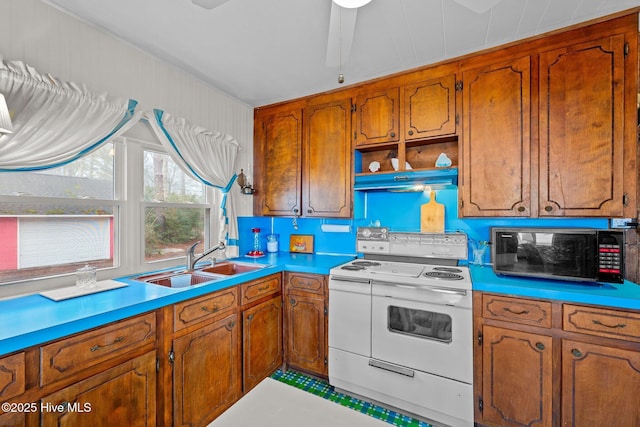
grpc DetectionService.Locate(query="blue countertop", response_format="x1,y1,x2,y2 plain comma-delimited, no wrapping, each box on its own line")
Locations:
470,265,640,310
0,253,355,357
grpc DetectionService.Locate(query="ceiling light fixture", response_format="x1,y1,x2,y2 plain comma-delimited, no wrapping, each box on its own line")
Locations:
333,0,372,8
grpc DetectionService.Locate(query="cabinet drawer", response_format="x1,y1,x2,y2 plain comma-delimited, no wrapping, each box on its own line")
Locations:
174,287,238,331
563,304,640,342
482,295,552,328
240,274,281,306
285,272,326,295
41,312,156,385
0,352,25,400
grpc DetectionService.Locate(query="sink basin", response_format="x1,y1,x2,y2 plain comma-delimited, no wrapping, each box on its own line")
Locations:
133,271,220,288
198,261,266,276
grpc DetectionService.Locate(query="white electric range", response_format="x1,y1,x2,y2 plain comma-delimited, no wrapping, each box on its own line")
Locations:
328,227,473,427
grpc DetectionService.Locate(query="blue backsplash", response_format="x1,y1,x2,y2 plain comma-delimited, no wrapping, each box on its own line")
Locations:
238,188,608,261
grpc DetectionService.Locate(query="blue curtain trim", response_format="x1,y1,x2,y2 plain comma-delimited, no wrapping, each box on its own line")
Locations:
2,99,140,172
153,108,221,188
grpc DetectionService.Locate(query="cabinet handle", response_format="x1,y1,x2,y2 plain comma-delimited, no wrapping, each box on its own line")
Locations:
293,208,299,214
307,208,312,213
90,335,125,352
517,206,525,212
202,304,219,313
535,342,545,351
247,314,254,321
544,206,553,212
258,285,270,291
571,348,583,358
407,130,413,136
390,132,396,138
290,298,296,305
503,307,529,315
592,319,627,329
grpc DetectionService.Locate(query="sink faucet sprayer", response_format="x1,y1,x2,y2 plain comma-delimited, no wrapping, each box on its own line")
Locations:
186,241,226,271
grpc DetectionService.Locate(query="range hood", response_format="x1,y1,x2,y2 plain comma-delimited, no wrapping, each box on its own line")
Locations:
353,168,458,192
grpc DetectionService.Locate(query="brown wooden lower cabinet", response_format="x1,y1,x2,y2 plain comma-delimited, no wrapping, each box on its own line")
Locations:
284,272,328,377
40,351,156,427
561,339,640,426
475,292,640,427
242,295,283,392
480,325,553,427
172,313,241,427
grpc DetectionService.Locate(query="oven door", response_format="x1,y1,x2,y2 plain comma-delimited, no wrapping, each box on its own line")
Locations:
371,281,472,384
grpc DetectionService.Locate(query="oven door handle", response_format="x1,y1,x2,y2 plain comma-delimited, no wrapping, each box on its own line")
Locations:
372,280,467,297
368,359,415,378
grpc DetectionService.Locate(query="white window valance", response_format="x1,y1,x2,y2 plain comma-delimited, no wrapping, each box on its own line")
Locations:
0,57,141,171
148,109,241,257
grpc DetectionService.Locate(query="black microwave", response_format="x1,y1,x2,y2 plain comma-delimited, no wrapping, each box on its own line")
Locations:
491,228,624,284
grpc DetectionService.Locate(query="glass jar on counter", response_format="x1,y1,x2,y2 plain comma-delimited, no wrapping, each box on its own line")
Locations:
266,234,279,253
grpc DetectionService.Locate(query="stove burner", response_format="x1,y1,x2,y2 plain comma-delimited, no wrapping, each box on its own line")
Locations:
433,267,463,273
423,271,464,280
341,265,365,271
352,261,381,267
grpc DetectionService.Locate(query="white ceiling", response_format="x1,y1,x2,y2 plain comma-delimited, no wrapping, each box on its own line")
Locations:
44,0,640,107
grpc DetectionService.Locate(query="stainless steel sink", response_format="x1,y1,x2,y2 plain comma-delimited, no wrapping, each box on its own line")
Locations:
198,261,266,276
133,270,220,288
132,261,266,287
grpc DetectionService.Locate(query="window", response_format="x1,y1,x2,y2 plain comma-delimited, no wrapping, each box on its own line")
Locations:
142,150,209,263
0,143,119,284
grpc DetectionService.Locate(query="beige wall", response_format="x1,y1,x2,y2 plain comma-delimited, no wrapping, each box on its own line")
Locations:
0,0,254,216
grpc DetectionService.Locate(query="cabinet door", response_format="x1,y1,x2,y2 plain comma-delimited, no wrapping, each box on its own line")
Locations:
460,56,531,217
481,325,552,427
41,351,156,427
404,74,457,140
354,88,400,146
562,339,640,426
539,35,625,217
254,109,302,216
243,296,283,392
302,99,352,218
173,314,241,427
285,294,327,376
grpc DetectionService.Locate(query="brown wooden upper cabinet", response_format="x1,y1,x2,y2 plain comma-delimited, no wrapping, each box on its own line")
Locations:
459,56,532,217
354,74,457,148
254,98,352,218
460,21,635,218
538,35,626,217
253,108,302,217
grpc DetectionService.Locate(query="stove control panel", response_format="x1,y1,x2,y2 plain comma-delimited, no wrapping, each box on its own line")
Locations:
356,227,468,259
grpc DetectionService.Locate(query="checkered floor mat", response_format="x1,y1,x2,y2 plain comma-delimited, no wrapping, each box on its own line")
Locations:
271,369,432,427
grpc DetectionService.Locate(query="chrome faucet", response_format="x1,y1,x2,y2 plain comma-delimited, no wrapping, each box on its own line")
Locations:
186,241,226,271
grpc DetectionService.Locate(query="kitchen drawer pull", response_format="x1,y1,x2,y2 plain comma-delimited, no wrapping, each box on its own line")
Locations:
202,304,219,313
571,348,583,358
592,319,626,329
90,335,125,352
504,307,530,315
258,285,270,291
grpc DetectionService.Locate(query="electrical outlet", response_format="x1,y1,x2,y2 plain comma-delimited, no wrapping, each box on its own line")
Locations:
611,218,634,228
